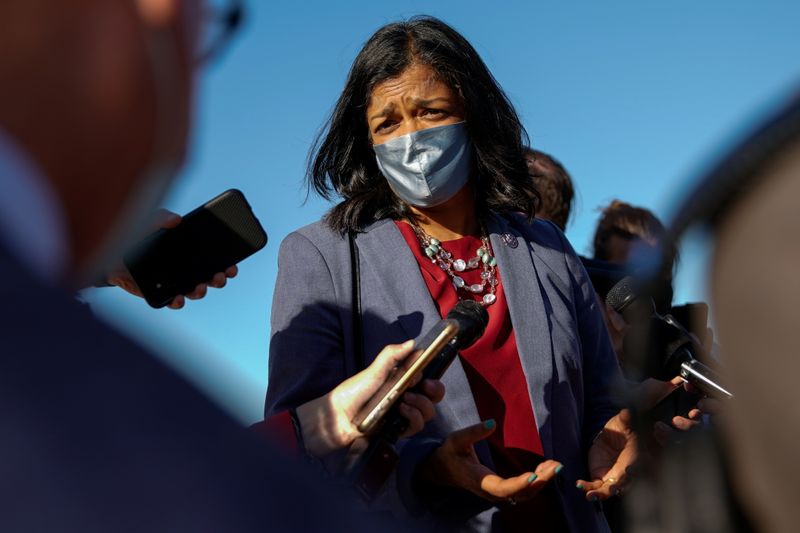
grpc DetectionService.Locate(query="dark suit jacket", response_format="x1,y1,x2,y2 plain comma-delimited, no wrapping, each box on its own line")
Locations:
0,243,371,532
265,213,622,532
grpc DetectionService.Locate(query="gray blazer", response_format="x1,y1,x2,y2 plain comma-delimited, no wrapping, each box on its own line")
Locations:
265,213,621,532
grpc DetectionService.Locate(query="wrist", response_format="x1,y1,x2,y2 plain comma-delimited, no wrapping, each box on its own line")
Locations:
294,394,350,457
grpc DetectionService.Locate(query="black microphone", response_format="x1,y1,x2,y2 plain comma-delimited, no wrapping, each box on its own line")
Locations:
652,314,733,401
419,299,489,381
606,276,733,400
348,300,489,501
606,275,656,324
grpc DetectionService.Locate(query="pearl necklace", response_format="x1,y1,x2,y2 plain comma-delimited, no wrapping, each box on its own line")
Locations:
410,224,498,306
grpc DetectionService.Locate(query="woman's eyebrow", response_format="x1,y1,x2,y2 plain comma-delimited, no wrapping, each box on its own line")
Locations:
368,103,396,121
368,97,452,122
410,97,451,107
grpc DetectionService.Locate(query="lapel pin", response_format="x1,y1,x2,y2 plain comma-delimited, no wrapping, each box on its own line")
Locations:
501,233,518,248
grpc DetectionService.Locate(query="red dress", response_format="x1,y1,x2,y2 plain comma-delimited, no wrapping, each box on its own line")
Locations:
396,221,567,531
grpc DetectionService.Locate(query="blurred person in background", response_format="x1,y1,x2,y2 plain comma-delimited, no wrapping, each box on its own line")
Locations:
592,199,675,307
522,148,629,306
524,147,575,232
591,201,720,445
0,1,441,530
591,200,676,361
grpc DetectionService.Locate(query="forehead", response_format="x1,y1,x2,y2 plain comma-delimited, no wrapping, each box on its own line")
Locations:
605,234,635,264
368,63,454,106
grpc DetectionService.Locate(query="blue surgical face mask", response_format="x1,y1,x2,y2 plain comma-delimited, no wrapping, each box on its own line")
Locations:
373,122,472,208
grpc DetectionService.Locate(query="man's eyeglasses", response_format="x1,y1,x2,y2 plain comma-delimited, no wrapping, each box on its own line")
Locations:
197,0,245,65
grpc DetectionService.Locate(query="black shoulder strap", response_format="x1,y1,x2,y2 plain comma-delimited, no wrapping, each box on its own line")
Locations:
348,231,365,370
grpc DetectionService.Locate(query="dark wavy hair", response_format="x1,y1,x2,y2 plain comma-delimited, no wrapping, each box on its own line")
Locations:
592,199,673,263
523,147,574,231
307,16,538,234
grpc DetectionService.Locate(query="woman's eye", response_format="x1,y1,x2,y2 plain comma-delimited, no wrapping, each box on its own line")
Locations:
375,121,396,133
422,108,447,118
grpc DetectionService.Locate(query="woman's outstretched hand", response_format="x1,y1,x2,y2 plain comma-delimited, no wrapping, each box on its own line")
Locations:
577,408,638,501
419,420,563,504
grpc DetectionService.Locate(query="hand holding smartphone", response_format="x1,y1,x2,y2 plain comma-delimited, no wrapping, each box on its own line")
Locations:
352,320,459,434
123,189,267,308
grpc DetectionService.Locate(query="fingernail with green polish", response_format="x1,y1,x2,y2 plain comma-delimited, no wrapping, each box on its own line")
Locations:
527,474,538,484
483,419,495,430
576,482,584,490
555,465,564,475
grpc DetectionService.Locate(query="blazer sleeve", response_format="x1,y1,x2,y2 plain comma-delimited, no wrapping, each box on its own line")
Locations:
558,231,624,446
250,412,301,457
264,231,347,417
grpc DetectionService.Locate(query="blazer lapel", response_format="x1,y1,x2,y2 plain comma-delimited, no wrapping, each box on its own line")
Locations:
356,219,440,340
356,220,484,436
487,214,555,457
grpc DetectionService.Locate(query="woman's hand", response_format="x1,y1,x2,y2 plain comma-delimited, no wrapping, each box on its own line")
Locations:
577,408,638,501
419,421,563,504
295,340,445,457
104,208,239,309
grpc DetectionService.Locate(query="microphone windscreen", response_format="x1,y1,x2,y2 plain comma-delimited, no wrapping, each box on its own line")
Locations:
606,276,637,314
446,300,489,349
580,256,628,300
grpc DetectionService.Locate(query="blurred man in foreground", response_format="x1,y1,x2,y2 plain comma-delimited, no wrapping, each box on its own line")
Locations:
0,1,431,530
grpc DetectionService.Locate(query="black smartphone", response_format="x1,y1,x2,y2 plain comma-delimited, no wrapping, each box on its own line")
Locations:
123,189,267,308
670,302,710,350
640,384,702,451
352,320,459,434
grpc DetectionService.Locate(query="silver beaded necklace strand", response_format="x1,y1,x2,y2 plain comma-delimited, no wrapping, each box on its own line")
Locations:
411,223,499,306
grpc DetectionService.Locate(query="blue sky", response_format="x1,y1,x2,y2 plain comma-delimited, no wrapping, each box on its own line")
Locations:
84,0,800,423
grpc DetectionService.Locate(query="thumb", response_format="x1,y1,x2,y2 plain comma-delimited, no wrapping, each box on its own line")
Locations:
367,339,416,383
634,377,680,411
337,340,415,401
151,208,182,231
446,420,496,451
605,302,627,332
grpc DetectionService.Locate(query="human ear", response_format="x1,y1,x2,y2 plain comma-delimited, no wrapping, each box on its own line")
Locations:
136,0,180,27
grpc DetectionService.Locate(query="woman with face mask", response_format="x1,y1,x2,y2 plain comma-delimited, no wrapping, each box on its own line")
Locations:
265,17,631,532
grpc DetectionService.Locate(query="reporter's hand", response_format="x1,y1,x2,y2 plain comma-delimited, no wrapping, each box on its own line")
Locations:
397,378,446,439
631,376,684,411
577,409,638,501
681,381,723,416
601,300,628,359
105,208,238,309
653,392,722,446
295,340,445,458
419,420,562,504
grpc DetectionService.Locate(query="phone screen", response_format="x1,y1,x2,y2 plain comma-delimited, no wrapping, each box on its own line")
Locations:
124,189,267,308
353,321,458,434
